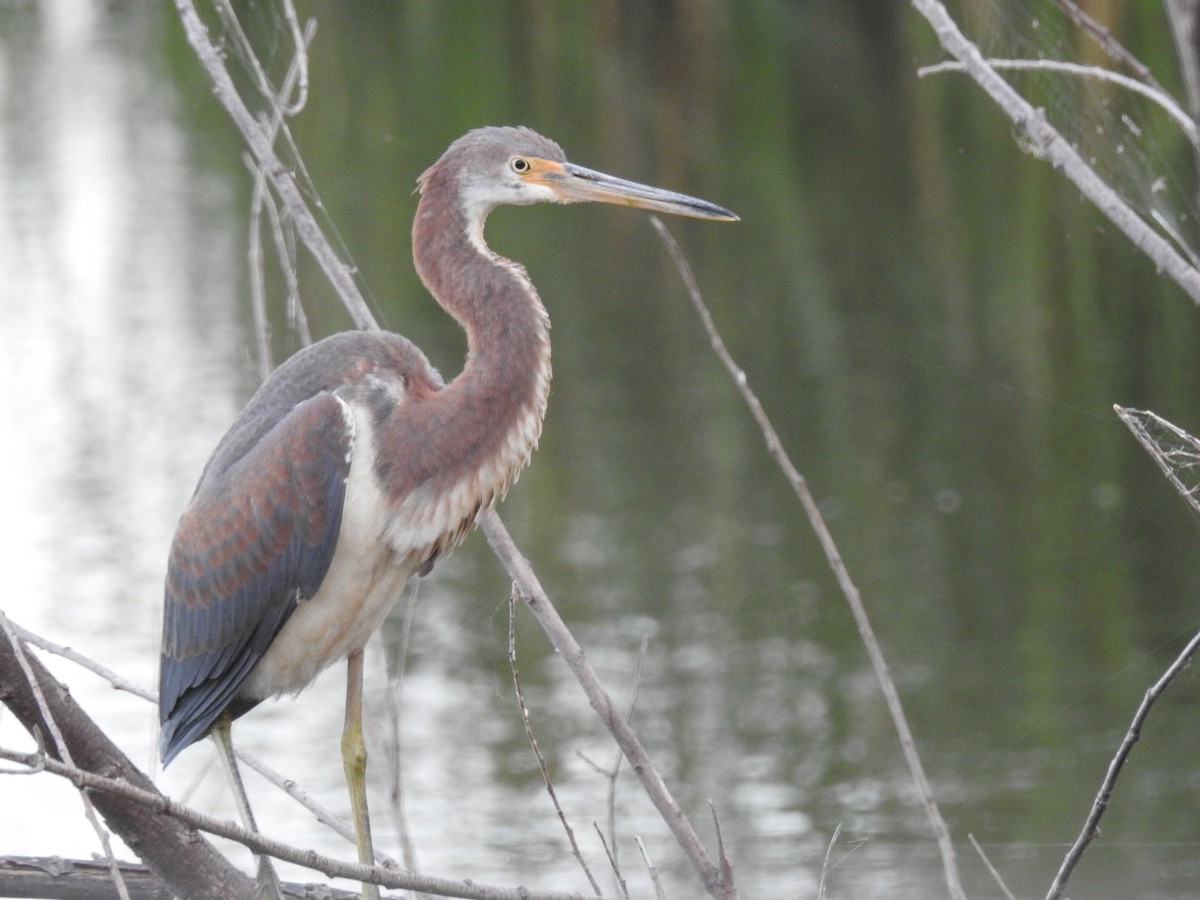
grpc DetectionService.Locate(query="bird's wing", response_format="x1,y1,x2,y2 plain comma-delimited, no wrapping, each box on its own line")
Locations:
158,392,353,764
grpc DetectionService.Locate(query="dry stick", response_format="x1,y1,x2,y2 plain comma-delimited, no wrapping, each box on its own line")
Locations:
591,825,630,900
917,59,1199,145
508,594,602,896
1050,0,1167,94
10,622,155,702
817,823,842,900
482,513,734,900
0,612,132,900
633,837,666,900
174,0,375,330
969,833,1016,900
12,618,386,864
245,13,317,376
385,600,425,881
649,217,965,900
910,0,1200,305
0,743,595,900
576,633,651,887
1045,626,1200,900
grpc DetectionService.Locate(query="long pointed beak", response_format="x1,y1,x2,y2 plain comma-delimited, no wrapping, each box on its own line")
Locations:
532,161,738,221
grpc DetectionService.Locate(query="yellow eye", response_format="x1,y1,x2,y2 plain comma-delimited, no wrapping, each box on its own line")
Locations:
510,157,531,174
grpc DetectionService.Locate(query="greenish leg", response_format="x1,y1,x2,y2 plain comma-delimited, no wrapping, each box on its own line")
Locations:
212,715,284,900
343,649,381,900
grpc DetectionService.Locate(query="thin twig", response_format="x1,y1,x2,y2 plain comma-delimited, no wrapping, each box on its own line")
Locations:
482,513,735,900
509,593,602,896
1045,626,1200,900
969,833,1016,900
0,612,132,900
911,0,1200,305
386,598,425,882
633,837,666,900
650,216,965,900
0,743,595,900
1050,0,1167,94
8,622,155,702
574,633,651,889
174,0,376,329
11,616,380,861
918,58,1198,145
817,824,841,900
592,825,629,900
248,156,275,379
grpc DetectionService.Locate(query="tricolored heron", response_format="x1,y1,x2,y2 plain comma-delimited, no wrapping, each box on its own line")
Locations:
158,126,736,897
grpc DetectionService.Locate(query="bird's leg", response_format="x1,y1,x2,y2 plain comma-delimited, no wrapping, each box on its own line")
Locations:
343,648,381,900
212,715,285,900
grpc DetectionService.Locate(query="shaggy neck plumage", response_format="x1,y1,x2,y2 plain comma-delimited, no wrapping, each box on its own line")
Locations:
396,161,551,497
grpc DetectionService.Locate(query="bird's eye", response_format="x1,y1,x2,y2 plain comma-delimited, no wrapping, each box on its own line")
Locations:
510,157,531,174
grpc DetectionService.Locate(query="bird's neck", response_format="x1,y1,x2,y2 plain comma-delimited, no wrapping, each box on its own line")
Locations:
403,168,552,507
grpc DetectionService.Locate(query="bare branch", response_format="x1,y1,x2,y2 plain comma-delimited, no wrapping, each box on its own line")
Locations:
650,216,965,900
10,617,384,863
173,0,376,329
0,741,599,900
969,833,1017,900
817,823,842,900
0,611,131,900
633,837,666,900
911,0,1200,305
0,620,259,899
481,513,737,900
508,593,601,896
1045,627,1200,899
917,58,1198,145
591,824,629,900
1050,0,1168,94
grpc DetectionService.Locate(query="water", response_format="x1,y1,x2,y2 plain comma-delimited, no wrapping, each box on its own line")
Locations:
4,2,1200,898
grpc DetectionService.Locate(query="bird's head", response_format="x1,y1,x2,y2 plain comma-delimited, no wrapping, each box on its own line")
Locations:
420,125,738,224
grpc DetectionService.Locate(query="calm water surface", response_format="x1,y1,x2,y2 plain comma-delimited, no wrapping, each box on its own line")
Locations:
4,3,1200,898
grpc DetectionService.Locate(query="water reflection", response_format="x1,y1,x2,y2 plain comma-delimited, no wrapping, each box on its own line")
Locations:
4,2,1200,899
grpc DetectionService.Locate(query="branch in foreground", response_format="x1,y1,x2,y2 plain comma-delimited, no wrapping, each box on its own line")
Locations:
649,217,967,900
1044,627,1200,900
911,0,1200,305
0,624,258,900
0,738,597,900
13,617,395,868
917,58,1198,145
0,856,362,900
481,513,737,900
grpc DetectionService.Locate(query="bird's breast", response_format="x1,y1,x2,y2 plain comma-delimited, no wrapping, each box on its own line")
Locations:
237,401,413,700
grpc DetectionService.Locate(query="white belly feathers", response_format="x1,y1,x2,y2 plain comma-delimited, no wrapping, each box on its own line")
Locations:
240,400,411,700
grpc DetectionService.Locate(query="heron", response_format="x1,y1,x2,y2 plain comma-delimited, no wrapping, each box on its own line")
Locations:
158,126,736,898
